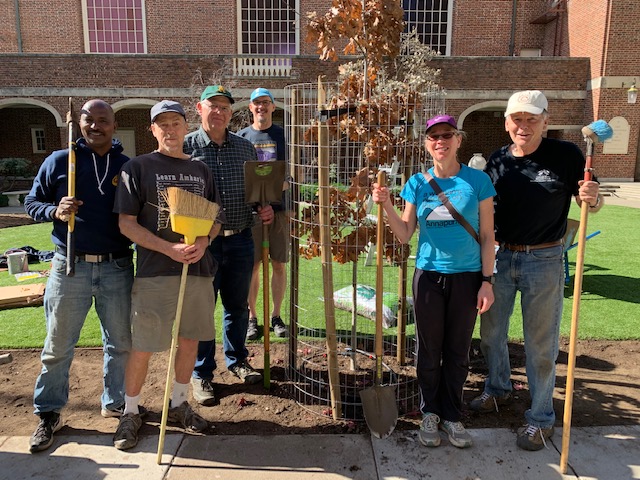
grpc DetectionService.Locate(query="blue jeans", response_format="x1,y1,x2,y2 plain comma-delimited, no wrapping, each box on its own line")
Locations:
193,229,254,379
33,252,133,414
479,244,564,428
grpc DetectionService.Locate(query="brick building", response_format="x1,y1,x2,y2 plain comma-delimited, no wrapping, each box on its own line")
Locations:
0,0,638,181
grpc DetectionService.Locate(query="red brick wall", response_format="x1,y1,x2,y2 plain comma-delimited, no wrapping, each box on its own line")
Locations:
0,108,58,171
452,0,548,56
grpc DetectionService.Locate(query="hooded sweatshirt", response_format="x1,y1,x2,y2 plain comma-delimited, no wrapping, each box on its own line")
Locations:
25,138,132,254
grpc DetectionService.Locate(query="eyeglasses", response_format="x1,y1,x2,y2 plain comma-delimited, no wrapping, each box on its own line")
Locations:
426,132,457,141
252,100,272,107
204,102,232,114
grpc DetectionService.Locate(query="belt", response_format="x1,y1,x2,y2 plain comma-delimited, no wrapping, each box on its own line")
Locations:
222,229,243,237
56,246,133,263
501,239,563,253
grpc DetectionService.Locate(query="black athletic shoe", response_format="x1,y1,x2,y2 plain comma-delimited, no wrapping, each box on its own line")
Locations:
29,412,62,453
229,361,263,384
271,316,287,337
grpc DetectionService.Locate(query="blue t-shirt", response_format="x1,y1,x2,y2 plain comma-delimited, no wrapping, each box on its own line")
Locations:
401,164,495,273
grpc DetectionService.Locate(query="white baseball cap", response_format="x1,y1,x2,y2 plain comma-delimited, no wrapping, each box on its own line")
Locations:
504,90,548,117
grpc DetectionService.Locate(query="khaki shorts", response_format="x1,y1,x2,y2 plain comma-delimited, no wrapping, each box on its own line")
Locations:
130,275,215,352
252,210,291,264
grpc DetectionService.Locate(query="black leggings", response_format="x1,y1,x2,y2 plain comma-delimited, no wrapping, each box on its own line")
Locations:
413,269,481,421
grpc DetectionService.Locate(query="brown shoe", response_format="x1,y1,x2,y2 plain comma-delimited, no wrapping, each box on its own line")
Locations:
469,391,513,413
516,424,554,451
169,401,209,433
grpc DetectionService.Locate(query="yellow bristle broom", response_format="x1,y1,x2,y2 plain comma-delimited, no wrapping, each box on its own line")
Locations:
156,187,219,464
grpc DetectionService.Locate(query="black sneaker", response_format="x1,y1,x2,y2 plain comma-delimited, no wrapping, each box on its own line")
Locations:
271,316,287,337
29,412,62,453
113,412,143,451
168,401,209,433
246,317,259,340
101,404,149,418
229,360,263,384
191,377,216,406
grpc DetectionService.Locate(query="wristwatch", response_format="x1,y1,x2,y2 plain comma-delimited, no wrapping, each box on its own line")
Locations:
482,275,495,285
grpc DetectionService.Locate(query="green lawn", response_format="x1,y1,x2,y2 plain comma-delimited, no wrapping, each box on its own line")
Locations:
1,202,639,349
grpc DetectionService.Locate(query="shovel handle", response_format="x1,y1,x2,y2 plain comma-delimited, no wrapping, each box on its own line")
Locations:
262,221,271,389
375,170,386,384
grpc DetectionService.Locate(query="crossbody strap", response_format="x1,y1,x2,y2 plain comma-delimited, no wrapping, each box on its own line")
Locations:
424,172,480,244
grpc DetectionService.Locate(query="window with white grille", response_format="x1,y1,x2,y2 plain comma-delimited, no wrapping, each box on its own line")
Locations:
239,0,297,55
31,127,46,153
82,0,147,54
403,0,452,55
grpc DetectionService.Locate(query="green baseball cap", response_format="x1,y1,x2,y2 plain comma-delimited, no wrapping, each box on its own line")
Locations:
200,85,235,104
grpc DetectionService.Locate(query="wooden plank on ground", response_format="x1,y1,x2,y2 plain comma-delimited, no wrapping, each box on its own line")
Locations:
0,283,45,309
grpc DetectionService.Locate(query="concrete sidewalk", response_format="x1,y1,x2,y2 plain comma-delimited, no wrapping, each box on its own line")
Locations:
1,425,638,480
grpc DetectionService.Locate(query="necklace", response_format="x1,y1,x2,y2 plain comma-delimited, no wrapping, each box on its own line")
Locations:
92,153,110,195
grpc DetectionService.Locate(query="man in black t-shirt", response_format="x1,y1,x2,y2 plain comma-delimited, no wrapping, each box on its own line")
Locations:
470,91,603,451
112,100,223,450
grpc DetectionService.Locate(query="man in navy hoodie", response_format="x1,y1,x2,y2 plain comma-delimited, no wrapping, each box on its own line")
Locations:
24,99,134,453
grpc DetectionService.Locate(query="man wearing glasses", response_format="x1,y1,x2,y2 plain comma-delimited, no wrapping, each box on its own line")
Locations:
184,86,274,407
237,87,289,341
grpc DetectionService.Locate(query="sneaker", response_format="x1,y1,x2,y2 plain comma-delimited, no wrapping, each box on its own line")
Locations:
229,360,263,385
440,420,473,448
191,377,216,406
271,316,287,337
29,412,62,453
246,317,259,340
418,413,441,447
469,391,513,413
168,401,209,433
516,424,554,451
113,412,143,450
101,404,148,418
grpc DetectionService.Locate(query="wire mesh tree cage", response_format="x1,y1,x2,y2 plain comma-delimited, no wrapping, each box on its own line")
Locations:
284,79,445,421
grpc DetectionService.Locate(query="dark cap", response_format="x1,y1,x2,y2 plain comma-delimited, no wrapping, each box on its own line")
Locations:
425,114,458,133
150,100,186,123
200,85,235,104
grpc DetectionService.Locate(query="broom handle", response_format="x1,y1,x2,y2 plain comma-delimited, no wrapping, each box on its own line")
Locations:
560,139,593,473
157,263,189,464
262,221,271,389
375,171,386,385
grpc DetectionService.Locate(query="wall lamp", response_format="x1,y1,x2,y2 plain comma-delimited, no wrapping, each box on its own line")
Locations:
628,82,638,104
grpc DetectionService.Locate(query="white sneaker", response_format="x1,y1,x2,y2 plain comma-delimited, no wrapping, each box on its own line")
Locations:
418,413,441,447
440,420,473,448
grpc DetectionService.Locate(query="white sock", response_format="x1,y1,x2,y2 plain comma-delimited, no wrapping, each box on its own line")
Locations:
124,394,140,415
171,381,189,407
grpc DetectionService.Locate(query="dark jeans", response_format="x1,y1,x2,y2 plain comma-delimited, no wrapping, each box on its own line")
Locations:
193,229,254,380
413,269,481,422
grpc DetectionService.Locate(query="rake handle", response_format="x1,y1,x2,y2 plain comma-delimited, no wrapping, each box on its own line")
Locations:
560,138,594,473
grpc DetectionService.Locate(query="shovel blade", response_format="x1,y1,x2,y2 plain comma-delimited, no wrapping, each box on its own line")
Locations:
244,161,286,205
359,385,398,439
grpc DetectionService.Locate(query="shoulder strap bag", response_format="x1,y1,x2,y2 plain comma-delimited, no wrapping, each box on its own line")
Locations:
424,171,480,244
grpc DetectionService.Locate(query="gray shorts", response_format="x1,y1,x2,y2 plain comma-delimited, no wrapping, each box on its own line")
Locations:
252,210,291,264
130,275,215,352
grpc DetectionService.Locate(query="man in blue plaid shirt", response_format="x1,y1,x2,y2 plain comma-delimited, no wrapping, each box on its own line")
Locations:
185,85,274,406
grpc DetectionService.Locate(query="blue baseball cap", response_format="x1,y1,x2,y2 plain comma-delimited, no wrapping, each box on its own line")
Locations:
150,100,186,123
250,87,274,103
